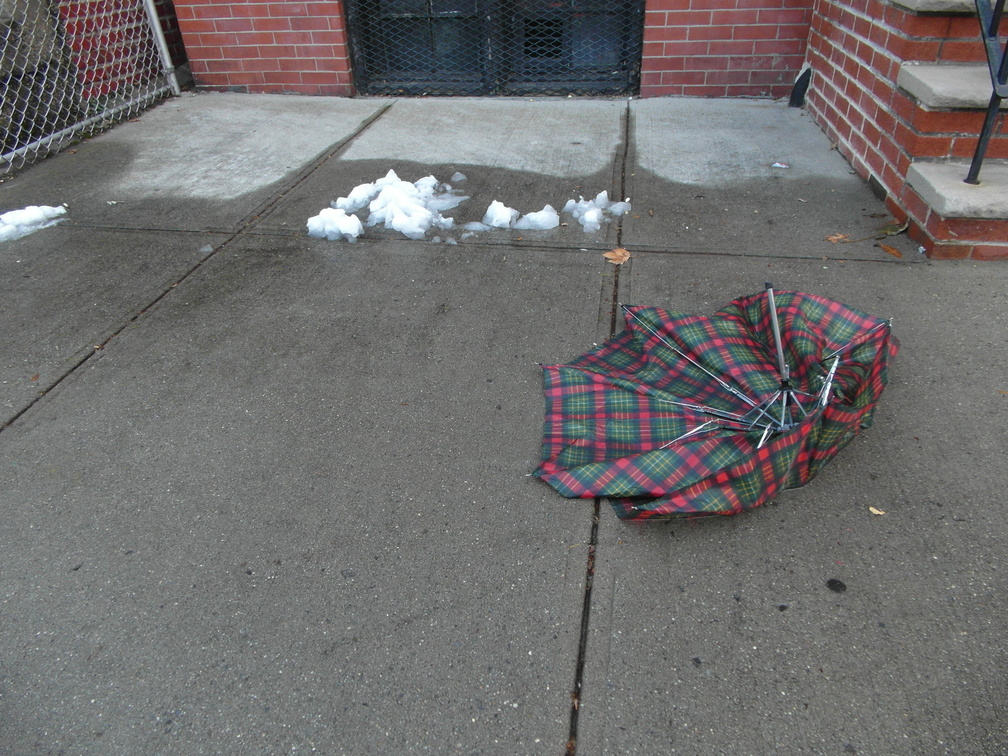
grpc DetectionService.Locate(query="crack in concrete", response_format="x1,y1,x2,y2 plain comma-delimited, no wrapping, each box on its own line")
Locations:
565,500,600,756
565,98,634,756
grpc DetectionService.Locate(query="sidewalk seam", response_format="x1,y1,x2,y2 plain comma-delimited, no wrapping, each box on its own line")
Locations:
565,501,601,756
566,99,634,756
239,101,395,233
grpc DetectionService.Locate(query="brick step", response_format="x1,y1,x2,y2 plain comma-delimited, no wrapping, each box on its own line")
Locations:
908,160,1008,216
901,159,1008,259
894,62,1008,161
898,62,1007,110
887,0,986,64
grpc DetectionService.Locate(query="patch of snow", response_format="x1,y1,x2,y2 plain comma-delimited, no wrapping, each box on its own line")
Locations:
307,207,364,242
309,170,630,243
313,169,468,242
514,204,560,231
334,182,378,213
580,207,604,233
0,204,67,242
562,190,631,232
482,200,519,229
425,191,467,213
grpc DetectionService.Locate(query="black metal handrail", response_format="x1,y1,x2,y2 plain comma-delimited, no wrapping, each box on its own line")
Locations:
966,0,1007,184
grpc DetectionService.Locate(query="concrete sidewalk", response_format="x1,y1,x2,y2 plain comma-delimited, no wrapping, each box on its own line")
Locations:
1,93,1006,755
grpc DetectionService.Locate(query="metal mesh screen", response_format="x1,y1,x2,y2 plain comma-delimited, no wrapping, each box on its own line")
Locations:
345,0,645,96
2,0,181,175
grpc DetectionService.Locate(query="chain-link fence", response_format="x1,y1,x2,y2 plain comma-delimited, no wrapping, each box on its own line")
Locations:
1,0,182,175
345,0,645,96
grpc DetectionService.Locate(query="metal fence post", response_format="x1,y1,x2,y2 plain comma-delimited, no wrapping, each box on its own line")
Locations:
143,0,181,96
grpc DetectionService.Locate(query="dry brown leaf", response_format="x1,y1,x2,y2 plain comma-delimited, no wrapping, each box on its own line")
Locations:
869,506,886,516
878,219,910,236
825,233,849,243
604,247,631,265
878,243,903,258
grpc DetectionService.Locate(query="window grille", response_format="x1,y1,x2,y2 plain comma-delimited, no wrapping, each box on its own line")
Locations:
344,0,645,96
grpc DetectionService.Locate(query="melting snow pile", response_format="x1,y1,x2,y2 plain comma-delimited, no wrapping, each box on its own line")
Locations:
476,200,560,232
481,200,519,229
515,205,561,230
307,169,630,243
0,204,67,242
306,208,363,242
308,169,467,242
563,191,632,233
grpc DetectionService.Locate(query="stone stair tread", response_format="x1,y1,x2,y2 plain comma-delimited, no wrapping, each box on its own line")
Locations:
891,0,974,12
907,160,1008,218
898,63,1007,110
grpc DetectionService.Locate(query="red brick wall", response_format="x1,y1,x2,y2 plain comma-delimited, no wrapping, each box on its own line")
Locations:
174,1,812,99
172,1,354,95
805,0,992,189
59,0,165,99
805,0,1005,258
639,0,813,98
155,0,189,68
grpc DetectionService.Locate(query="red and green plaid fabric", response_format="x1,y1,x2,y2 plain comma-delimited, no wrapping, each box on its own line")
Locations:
534,290,899,519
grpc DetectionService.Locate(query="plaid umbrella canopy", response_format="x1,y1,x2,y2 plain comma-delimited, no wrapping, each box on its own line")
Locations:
534,285,899,519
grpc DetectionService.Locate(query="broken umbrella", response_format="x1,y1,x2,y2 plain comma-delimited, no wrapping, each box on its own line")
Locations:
534,284,899,519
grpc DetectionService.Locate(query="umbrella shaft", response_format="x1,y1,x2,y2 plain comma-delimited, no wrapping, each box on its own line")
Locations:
765,284,790,383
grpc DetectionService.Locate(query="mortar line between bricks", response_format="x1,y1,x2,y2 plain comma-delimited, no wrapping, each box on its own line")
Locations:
0,102,397,435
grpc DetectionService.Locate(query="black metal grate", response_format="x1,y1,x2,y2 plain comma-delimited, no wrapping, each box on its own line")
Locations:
344,0,645,96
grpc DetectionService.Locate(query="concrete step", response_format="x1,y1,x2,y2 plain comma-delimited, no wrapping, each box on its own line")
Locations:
898,63,1006,110
907,159,1008,218
892,0,973,12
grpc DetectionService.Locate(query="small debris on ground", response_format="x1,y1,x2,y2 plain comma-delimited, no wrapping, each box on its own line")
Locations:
604,247,631,264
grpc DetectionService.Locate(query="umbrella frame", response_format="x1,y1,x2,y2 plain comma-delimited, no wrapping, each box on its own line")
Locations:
535,284,899,519
622,282,846,451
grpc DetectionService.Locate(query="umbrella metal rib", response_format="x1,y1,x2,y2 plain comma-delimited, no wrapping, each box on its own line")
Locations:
621,286,838,450
823,320,893,362
620,304,759,409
